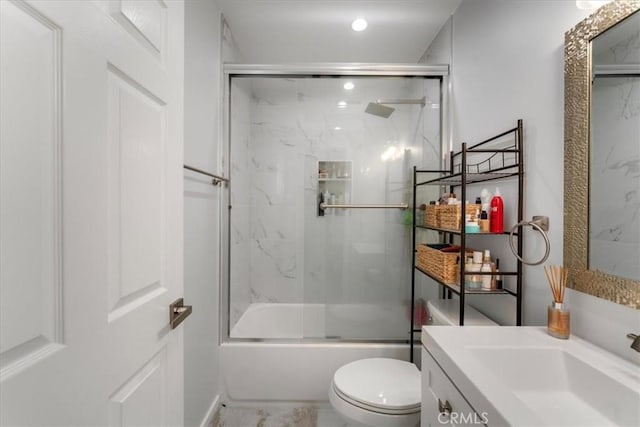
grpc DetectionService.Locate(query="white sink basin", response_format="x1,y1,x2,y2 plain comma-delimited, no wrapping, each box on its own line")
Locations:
422,326,640,426
468,346,639,425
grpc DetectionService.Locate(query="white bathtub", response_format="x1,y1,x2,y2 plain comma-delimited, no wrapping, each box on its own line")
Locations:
222,303,411,402
230,302,408,340
230,303,325,338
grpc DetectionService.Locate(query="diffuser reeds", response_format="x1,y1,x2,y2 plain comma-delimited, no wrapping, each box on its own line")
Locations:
544,265,568,304
544,265,570,339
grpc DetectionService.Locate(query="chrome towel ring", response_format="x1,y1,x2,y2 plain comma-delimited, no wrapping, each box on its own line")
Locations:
509,216,551,266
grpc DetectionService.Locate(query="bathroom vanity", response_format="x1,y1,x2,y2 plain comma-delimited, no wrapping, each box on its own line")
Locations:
421,326,640,426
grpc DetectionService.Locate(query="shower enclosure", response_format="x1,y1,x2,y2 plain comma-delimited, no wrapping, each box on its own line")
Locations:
222,65,446,345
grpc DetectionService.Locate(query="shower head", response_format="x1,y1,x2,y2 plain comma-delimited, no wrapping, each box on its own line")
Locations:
365,103,395,118
364,97,426,118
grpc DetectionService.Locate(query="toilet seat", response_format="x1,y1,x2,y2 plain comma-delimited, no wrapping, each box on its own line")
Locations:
332,382,420,415
332,358,421,414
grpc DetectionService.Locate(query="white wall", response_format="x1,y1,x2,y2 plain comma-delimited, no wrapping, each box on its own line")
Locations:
183,1,223,425
423,0,640,363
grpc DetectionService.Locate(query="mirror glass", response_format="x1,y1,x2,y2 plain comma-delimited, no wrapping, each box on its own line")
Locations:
589,10,640,281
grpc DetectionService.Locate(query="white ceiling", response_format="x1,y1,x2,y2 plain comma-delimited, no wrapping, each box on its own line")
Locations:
215,0,463,63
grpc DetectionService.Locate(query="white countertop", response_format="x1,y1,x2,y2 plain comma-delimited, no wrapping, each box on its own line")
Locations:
422,326,640,426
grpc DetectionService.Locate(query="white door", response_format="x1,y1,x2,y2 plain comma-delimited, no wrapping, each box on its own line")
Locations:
0,0,185,425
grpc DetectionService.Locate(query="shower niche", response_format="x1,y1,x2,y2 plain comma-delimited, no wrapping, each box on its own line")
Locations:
318,160,352,217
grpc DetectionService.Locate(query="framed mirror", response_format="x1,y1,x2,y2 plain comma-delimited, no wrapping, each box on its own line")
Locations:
564,0,640,308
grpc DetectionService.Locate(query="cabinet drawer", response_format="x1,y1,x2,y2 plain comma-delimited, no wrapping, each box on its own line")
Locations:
421,349,487,426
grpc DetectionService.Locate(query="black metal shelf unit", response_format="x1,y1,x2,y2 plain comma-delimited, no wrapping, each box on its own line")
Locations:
409,119,524,362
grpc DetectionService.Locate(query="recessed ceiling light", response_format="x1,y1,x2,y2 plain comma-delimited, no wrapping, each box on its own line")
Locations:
334,126,342,131
338,101,347,108
351,18,368,32
343,82,355,90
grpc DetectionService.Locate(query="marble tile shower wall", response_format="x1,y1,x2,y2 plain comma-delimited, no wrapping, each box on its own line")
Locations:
229,77,442,335
410,79,443,307
229,79,252,328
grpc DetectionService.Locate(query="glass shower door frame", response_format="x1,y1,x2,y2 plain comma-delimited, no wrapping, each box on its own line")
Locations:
220,63,450,344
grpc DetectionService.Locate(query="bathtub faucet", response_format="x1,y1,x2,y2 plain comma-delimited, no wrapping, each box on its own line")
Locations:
627,333,640,353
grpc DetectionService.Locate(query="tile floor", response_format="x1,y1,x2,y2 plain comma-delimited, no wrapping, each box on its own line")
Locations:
211,405,359,427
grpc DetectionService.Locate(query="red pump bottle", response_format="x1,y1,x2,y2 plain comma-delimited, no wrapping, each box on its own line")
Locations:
490,187,504,233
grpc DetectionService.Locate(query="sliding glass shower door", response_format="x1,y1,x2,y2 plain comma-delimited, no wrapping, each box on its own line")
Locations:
226,70,443,341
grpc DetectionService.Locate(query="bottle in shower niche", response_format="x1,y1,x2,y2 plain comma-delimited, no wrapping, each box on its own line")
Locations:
490,187,504,233
336,193,344,216
318,191,325,216
323,189,331,216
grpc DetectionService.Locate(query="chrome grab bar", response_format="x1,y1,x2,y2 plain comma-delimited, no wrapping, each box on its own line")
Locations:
320,203,408,210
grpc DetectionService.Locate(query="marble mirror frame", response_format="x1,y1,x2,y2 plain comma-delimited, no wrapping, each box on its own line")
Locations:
564,0,640,309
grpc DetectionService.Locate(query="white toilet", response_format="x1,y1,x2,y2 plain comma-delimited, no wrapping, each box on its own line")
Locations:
329,300,496,427
424,299,498,327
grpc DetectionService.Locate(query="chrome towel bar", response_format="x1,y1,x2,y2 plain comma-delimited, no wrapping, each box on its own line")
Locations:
184,164,229,186
320,203,408,210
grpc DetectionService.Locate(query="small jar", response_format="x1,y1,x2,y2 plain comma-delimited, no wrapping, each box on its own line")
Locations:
465,263,482,290
479,210,490,232
465,221,479,233
547,302,570,339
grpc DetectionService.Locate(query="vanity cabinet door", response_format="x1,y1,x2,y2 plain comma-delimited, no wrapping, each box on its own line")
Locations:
422,348,486,426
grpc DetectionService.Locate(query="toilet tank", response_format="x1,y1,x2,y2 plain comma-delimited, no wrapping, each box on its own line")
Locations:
426,299,497,326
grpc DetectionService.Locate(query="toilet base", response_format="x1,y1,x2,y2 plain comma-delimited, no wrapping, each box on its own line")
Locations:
329,384,420,427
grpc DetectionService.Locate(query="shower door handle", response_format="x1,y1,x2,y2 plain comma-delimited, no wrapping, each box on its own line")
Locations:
169,298,193,329
320,203,408,210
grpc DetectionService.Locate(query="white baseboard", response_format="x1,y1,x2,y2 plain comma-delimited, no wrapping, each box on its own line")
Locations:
199,394,221,427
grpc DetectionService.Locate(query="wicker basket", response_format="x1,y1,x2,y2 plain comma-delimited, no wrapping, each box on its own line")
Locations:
417,244,468,284
439,204,481,230
424,205,442,228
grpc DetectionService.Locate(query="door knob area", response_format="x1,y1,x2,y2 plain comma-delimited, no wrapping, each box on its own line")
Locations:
169,298,192,329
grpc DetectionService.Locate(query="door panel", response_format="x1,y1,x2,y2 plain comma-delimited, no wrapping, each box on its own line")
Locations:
109,348,169,427
0,0,63,378
107,64,167,322
0,0,184,425
108,0,167,61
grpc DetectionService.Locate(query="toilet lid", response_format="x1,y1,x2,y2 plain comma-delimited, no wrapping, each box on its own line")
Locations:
333,358,421,412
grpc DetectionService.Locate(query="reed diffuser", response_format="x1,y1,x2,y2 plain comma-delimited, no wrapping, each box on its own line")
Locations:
544,265,570,339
